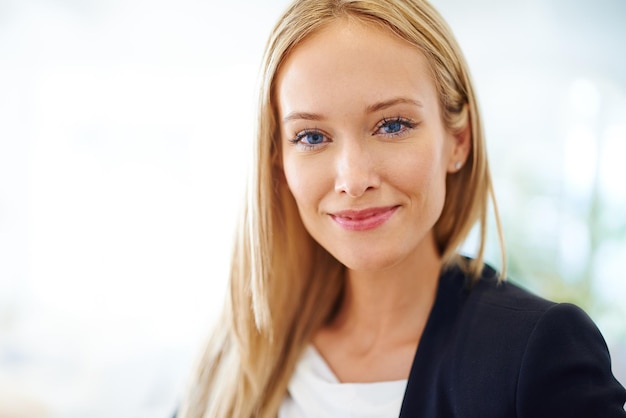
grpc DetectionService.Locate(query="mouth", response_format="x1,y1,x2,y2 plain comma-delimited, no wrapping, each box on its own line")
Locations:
329,206,400,231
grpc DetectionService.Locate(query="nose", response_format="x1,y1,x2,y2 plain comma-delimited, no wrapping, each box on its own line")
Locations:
334,139,381,197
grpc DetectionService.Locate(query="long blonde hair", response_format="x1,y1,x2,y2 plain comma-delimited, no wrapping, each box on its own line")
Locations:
179,1,504,417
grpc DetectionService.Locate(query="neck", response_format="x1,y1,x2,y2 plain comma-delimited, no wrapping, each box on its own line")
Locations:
330,236,443,351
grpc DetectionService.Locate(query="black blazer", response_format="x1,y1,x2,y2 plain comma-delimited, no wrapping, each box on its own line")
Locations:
399,264,626,417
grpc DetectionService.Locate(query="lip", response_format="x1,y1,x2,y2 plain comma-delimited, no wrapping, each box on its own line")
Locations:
329,206,399,231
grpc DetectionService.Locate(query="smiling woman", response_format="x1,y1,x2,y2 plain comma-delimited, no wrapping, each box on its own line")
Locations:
278,19,468,277
176,1,626,417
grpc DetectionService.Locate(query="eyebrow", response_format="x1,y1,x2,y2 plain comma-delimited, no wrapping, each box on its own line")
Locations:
282,111,324,123
282,97,423,123
366,97,423,113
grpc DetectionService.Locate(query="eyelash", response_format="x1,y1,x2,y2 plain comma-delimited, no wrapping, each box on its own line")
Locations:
374,117,418,138
289,129,329,151
288,116,419,150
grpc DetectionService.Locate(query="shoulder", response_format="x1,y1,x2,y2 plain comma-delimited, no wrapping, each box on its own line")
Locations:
516,302,626,416
402,262,626,417
442,262,626,416
464,263,555,313
437,262,557,335
434,264,557,367
448,263,603,353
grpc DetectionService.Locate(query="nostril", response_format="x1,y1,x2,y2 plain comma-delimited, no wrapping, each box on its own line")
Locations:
333,143,381,197
334,171,379,197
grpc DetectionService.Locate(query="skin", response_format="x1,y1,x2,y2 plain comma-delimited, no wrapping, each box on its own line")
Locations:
276,18,470,383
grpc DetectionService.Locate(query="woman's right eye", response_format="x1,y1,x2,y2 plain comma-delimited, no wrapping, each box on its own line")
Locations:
290,130,329,148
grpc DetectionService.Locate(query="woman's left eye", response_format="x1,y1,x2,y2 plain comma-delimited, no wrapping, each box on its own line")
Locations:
383,120,403,134
374,117,417,137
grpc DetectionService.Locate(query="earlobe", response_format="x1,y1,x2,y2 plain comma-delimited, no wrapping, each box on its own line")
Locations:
447,117,471,173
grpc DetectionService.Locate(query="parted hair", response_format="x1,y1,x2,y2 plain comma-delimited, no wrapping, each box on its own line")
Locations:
178,1,504,417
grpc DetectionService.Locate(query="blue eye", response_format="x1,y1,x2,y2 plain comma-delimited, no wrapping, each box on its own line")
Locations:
375,117,417,138
383,121,403,134
291,129,329,149
303,132,325,144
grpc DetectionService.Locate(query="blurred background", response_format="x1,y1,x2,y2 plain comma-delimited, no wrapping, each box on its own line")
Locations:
0,0,624,416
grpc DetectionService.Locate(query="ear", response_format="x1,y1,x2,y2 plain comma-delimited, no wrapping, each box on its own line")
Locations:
446,118,471,173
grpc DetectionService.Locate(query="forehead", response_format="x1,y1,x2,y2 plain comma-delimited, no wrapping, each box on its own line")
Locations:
275,18,437,118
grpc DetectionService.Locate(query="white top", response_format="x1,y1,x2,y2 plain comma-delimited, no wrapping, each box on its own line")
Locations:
278,346,408,418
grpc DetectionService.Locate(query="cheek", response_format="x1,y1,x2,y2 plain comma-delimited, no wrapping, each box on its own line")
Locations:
282,157,326,213
386,145,445,194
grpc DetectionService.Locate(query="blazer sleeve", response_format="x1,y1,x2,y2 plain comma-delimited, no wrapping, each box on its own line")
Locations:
516,302,626,417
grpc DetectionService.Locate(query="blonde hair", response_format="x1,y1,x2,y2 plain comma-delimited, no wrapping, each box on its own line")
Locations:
179,1,505,417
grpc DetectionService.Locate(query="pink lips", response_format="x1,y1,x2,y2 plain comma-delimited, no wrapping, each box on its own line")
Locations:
330,206,399,231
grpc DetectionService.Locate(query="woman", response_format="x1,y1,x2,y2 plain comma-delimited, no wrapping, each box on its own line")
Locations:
178,0,626,417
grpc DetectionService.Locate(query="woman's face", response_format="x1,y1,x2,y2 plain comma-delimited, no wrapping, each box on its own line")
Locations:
276,19,468,272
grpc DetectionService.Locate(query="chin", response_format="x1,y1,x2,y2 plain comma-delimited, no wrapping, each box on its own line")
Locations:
330,249,405,273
